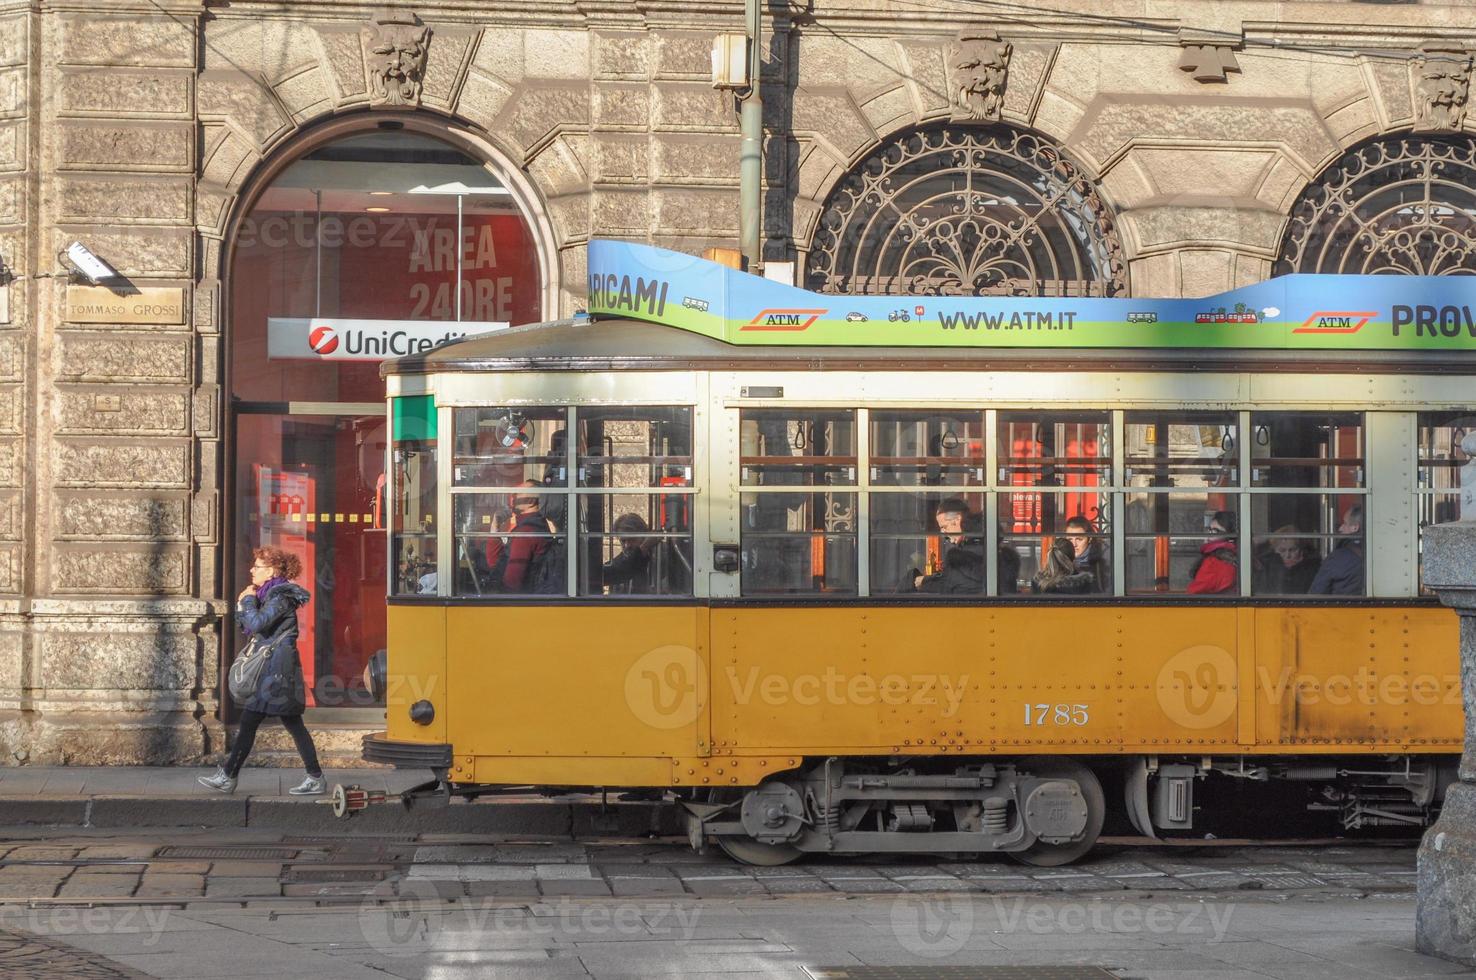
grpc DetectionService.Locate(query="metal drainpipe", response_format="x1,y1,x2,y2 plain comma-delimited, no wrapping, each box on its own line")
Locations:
739,0,763,272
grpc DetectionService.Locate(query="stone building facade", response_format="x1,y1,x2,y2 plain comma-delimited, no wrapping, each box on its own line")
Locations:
1,0,1474,764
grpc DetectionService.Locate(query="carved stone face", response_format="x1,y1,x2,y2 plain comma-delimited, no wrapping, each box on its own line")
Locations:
370,22,430,106
953,37,1012,120
1415,51,1472,131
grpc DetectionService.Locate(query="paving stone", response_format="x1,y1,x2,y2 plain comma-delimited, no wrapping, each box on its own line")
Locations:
76,844,160,860
3,846,80,861
460,865,537,881
466,880,543,897
135,873,205,896
281,882,383,897
57,872,141,898
205,877,282,898
0,870,70,899
683,878,768,897
609,877,689,897
754,875,836,895
534,863,595,880
412,845,500,864
824,877,905,894
145,861,211,874
538,879,614,897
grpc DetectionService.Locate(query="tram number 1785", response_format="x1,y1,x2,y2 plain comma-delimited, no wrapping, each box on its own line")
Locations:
1023,703,1090,726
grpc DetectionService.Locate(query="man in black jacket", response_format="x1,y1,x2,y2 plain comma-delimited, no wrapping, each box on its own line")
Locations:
914,498,986,594
1310,505,1365,595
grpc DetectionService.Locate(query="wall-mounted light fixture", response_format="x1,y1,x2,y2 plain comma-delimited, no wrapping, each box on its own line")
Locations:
59,241,124,287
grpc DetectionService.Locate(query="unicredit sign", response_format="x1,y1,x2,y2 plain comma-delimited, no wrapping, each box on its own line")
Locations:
266,317,509,361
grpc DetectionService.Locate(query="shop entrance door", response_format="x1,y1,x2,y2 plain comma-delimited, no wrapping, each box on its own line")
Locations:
232,405,387,715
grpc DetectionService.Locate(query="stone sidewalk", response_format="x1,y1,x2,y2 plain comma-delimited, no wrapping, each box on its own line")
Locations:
0,767,676,836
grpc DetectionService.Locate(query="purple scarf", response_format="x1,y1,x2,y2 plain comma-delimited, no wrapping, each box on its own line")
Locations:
254,576,288,602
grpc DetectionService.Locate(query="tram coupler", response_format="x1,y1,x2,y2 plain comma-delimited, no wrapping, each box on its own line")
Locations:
320,778,450,819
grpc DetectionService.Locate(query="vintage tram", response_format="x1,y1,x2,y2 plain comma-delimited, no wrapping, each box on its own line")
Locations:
359,242,1469,866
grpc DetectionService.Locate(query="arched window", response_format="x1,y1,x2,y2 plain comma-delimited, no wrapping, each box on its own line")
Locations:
1275,134,1476,276
228,127,546,711
806,124,1125,297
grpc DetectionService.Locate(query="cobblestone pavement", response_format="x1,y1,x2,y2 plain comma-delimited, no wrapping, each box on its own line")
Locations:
0,827,1422,903
0,827,1466,980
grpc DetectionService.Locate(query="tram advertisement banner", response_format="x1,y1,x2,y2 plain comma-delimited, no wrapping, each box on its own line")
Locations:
586,239,1476,351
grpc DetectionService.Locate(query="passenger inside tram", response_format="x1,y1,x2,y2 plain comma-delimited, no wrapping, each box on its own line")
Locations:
1253,525,1321,594
1310,506,1365,595
1063,516,1109,592
1186,511,1238,595
911,498,985,594
602,513,654,594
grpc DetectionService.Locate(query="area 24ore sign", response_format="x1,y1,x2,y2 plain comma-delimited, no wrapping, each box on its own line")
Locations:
586,240,1476,351
267,317,508,361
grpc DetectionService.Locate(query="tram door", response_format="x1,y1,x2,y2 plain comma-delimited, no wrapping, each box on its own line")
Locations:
233,410,388,712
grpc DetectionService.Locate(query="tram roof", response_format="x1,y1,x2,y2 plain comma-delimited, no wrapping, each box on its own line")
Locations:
383,314,1476,377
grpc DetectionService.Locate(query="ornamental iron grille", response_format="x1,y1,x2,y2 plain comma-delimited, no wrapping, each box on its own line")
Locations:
1275,134,1476,276
806,124,1126,297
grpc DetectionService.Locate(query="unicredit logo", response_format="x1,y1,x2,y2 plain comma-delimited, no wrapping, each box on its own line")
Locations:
309,325,340,355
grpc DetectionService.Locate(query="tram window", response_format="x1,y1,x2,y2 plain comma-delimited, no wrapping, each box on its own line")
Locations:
1124,412,1238,487
1122,412,1240,595
451,493,562,596
1124,494,1239,595
391,396,437,596
1416,411,1475,592
1250,412,1363,488
870,491,986,595
740,491,858,595
999,491,1111,595
998,411,1111,486
1249,495,1365,596
869,411,986,487
576,407,693,489
576,494,693,596
740,409,857,487
452,407,570,488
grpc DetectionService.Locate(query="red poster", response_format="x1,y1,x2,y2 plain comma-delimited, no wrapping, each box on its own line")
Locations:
254,465,318,703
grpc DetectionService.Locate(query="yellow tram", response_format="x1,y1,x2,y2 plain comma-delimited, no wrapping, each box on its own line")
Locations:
362,244,1469,866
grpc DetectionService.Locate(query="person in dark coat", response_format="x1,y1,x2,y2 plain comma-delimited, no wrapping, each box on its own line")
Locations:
603,513,654,593
1311,505,1365,595
1255,525,1322,594
1062,515,1109,593
199,546,324,796
1032,537,1098,594
914,500,986,594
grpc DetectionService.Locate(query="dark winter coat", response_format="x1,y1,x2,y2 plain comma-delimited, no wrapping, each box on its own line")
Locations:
235,582,311,716
917,524,986,595
1310,542,1364,595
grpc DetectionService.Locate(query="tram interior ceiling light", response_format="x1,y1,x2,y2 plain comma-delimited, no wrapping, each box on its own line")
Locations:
60,241,126,289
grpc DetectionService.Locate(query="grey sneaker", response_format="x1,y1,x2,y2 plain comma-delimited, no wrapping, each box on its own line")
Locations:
288,775,327,796
197,768,237,794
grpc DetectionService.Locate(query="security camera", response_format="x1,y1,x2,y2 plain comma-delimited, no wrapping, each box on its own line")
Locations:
63,242,122,286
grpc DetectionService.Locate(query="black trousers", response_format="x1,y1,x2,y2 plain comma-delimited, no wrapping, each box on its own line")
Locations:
224,710,322,779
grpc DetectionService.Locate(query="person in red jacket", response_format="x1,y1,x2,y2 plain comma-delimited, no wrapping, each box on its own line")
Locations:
1187,510,1238,595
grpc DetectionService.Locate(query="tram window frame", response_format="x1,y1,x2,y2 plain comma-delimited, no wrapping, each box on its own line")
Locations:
996,411,1113,597
447,405,698,599
574,407,696,598
1416,410,1475,593
739,409,859,596
1121,412,1241,596
1247,412,1368,598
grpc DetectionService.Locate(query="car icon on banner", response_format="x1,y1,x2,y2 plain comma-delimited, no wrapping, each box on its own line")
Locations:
846,311,868,322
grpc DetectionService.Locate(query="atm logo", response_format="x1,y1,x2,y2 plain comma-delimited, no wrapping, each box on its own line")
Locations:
1293,311,1377,335
740,308,828,332
309,324,340,354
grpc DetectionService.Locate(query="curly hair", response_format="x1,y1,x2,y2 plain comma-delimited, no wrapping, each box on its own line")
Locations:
252,546,303,581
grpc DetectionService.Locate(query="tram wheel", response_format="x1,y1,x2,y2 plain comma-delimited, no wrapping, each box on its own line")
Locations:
1009,757,1106,868
715,835,803,866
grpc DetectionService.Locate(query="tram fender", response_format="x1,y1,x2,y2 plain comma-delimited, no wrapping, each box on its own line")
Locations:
1125,757,1158,839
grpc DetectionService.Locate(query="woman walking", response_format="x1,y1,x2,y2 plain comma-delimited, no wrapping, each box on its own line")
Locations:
199,547,325,796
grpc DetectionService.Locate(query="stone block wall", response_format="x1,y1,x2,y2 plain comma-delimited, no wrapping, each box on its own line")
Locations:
1,0,1472,764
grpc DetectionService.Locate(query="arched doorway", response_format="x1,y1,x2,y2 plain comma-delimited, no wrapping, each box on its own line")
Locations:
805,123,1125,297
226,122,550,714
1274,133,1476,276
